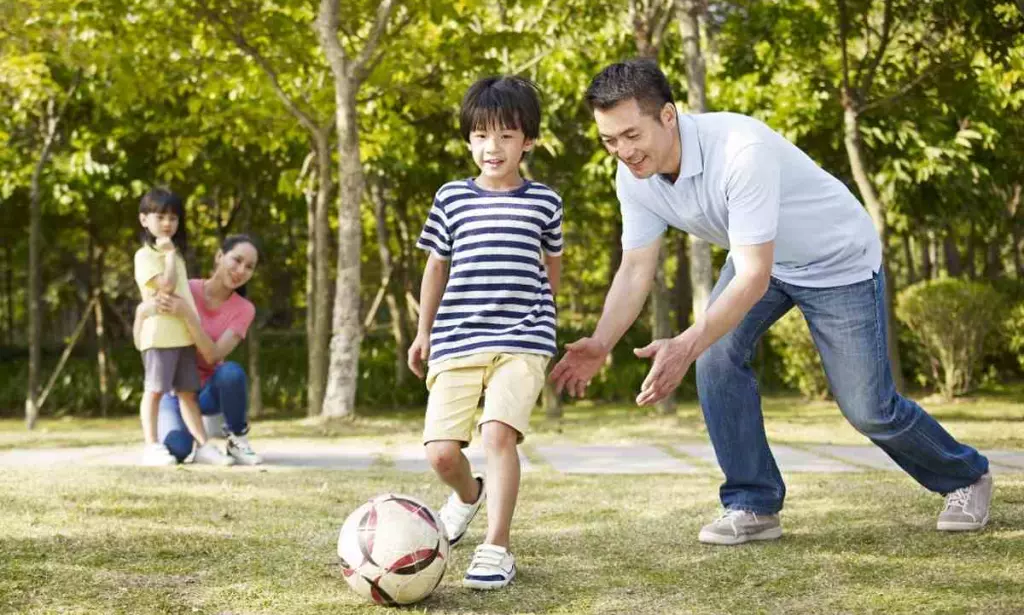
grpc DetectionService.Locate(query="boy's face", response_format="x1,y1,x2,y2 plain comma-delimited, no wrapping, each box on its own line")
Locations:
594,99,678,179
468,124,533,187
139,211,179,240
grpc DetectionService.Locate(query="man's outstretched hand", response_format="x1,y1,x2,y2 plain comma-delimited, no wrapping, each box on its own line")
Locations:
549,337,609,398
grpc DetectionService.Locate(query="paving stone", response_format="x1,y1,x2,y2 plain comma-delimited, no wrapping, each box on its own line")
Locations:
533,444,698,474
387,444,534,473
985,450,1024,471
809,445,902,471
674,443,861,472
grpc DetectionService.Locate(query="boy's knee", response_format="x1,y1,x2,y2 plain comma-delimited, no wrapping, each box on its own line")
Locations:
425,441,462,474
480,421,519,452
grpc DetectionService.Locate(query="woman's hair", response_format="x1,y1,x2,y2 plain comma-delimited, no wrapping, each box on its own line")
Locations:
138,187,188,253
219,234,260,298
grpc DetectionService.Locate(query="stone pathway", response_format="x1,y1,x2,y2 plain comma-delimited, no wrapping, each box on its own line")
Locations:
1,439,1022,474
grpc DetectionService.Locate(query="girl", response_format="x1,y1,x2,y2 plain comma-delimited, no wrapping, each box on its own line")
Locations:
133,187,233,466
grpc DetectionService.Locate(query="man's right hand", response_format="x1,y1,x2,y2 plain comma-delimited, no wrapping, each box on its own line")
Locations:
549,337,610,398
407,333,430,379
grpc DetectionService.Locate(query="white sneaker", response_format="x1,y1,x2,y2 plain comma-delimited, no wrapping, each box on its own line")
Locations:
192,442,235,466
463,544,516,590
439,474,485,547
226,433,262,466
141,443,177,466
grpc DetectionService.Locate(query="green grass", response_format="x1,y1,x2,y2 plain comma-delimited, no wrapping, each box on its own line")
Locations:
1,466,1022,614
4,386,1024,451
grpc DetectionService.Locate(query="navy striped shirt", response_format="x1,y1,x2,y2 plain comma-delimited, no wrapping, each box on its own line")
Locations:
416,178,563,364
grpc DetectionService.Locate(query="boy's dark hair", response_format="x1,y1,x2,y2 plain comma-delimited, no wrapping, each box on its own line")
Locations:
220,234,260,298
459,76,542,142
138,187,188,253
585,59,675,120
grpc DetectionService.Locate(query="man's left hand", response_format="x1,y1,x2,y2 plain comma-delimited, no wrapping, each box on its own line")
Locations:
634,333,698,406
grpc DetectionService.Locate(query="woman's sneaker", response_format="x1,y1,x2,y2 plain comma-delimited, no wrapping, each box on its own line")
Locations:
226,433,263,466
141,443,177,466
192,442,235,466
463,544,516,590
439,475,485,547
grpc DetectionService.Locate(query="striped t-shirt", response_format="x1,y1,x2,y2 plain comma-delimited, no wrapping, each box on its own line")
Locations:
416,178,563,365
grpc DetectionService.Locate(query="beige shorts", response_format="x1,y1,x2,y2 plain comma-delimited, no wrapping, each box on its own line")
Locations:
423,352,549,446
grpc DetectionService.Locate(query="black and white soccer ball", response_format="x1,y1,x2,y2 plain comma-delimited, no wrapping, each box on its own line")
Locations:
337,493,449,605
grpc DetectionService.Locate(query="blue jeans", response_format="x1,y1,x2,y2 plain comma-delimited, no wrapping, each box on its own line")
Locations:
696,261,989,514
158,361,250,462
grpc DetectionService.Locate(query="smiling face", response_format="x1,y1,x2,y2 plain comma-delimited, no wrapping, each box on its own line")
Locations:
214,241,258,290
594,98,680,180
468,124,534,190
139,211,179,241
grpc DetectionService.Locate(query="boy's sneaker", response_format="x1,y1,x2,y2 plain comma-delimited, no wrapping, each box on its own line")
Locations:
226,433,262,466
937,472,993,531
141,443,177,466
439,474,485,547
698,509,782,545
192,442,235,466
463,544,516,590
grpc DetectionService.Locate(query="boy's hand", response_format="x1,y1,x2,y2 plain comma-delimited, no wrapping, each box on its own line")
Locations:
155,236,175,252
407,333,430,379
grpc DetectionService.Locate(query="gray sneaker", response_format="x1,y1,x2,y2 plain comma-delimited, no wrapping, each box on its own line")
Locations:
698,509,782,545
937,472,993,531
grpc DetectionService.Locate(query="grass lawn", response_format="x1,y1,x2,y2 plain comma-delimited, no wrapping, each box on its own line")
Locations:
1,466,1022,614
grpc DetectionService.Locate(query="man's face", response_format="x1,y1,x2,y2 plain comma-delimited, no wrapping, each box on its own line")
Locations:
594,99,677,179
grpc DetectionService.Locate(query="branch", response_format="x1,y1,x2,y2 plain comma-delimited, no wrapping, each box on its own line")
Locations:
31,72,81,190
836,0,854,107
856,0,894,97
197,4,324,137
352,0,395,83
316,0,350,83
861,59,966,112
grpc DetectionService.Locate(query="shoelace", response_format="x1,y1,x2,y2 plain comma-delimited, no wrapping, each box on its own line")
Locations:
717,509,756,524
229,436,255,455
944,486,972,511
471,547,505,569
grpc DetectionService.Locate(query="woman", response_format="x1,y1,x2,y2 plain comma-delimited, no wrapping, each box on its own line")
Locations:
136,234,263,465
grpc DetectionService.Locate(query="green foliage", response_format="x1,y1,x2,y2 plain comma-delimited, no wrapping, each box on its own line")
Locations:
896,278,1007,399
766,310,831,401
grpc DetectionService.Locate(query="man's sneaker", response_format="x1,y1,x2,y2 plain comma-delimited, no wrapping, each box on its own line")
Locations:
698,509,782,545
463,544,516,590
192,441,235,466
141,443,177,466
226,434,262,466
938,472,993,531
439,474,485,547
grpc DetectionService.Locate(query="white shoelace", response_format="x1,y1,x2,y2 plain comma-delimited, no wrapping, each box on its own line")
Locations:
717,509,756,523
944,486,972,511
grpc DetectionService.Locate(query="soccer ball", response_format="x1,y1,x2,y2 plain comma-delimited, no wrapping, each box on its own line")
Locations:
337,493,450,605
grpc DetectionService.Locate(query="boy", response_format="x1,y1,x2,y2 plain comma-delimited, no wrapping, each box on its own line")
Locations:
408,75,563,590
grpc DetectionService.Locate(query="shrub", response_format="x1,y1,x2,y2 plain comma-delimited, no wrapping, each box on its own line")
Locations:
896,278,1006,400
766,309,831,400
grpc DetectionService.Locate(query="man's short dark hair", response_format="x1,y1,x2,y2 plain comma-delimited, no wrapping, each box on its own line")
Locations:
459,76,541,141
585,59,675,120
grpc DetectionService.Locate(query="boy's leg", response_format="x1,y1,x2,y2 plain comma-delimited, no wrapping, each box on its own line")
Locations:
794,270,991,529
425,440,480,504
478,420,520,548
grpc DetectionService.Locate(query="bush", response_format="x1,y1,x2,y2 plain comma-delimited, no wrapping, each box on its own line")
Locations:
766,309,831,400
896,278,1006,400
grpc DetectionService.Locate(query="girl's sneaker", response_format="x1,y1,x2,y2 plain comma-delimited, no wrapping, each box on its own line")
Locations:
463,544,516,590
192,442,235,466
226,433,262,466
141,443,178,466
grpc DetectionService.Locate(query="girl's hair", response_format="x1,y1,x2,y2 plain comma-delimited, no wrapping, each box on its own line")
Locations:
219,234,260,298
138,187,188,253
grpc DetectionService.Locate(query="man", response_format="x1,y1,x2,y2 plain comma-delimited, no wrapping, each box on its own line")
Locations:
550,59,992,545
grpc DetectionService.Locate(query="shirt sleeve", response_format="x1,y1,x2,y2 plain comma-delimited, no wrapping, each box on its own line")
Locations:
724,142,780,247
415,192,453,260
541,194,563,256
228,301,256,339
134,248,164,293
617,166,667,251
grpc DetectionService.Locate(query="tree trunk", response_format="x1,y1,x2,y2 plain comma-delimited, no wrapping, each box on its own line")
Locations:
841,103,903,391
1008,184,1023,278
943,226,963,277
902,233,917,285
3,246,11,345
248,316,264,417
675,234,692,330
92,241,110,418
919,230,933,281
679,0,713,320
651,244,676,414
322,82,364,419
369,181,408,387
309,137,333,417
965,223,977,279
